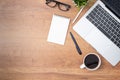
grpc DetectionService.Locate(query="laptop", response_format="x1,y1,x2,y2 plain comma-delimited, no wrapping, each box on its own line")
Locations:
73,0,120,66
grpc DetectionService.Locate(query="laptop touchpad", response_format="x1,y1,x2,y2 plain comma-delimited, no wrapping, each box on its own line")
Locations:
85,27,111,50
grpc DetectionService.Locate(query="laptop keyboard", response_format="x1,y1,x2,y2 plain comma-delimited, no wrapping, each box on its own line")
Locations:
86,4,120,48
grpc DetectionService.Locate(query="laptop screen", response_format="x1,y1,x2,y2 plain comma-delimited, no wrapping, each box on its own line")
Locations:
101,0,120,19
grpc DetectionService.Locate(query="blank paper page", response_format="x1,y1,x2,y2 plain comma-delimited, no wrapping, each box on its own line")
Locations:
47,14,70,45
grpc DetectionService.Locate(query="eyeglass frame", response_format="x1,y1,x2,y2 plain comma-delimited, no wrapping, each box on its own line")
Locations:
46,0,71,11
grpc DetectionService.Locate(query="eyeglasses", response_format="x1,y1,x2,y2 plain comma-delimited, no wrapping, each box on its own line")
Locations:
46,0,71,11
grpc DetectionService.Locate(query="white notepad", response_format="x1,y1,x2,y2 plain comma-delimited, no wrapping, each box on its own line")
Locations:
47,14,70,45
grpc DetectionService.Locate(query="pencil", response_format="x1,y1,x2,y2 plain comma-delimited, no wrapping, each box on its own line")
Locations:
72,6,85,24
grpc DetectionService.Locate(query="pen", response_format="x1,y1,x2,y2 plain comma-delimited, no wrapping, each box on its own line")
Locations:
70,32,82,55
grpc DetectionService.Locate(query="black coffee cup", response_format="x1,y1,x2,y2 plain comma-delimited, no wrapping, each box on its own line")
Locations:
80,53,101,71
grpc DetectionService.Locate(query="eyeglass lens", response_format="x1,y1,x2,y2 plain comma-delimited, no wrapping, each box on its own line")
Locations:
58,4,70,11
46,0,57,7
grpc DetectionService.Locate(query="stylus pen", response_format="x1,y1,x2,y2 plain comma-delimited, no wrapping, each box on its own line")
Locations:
70,32,82,55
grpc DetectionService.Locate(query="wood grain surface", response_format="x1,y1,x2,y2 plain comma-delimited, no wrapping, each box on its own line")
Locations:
0,0,120,80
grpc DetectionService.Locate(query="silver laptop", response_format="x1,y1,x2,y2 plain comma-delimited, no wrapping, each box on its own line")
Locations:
73,0,120,66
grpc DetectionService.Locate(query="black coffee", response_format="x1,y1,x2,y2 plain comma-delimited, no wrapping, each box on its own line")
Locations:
84,54,99,69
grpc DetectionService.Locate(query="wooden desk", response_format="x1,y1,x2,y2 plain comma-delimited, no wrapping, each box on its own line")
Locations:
0,0,120,80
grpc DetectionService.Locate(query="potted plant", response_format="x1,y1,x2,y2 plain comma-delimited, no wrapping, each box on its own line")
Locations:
73,0,88,8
